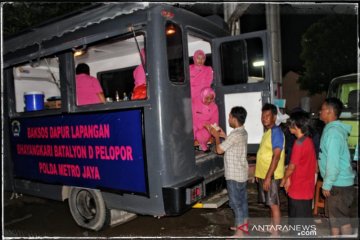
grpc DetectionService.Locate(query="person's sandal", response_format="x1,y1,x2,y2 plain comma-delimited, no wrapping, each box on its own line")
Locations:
229,226,236,231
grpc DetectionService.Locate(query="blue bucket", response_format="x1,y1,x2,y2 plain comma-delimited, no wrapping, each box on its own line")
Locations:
24,91,44,111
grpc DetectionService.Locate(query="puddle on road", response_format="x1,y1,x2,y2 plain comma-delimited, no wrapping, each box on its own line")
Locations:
200,208,233,225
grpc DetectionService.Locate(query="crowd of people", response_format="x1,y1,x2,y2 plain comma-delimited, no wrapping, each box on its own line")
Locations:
209,99,356,237
187,48,355,237
75,49,356,237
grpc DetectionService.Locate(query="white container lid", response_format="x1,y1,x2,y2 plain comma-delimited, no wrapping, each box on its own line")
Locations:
24,91,44,95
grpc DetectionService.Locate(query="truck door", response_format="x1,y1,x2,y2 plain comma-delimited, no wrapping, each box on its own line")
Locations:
212,31,273,153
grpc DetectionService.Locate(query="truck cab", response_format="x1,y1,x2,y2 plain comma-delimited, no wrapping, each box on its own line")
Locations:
327,73,359,158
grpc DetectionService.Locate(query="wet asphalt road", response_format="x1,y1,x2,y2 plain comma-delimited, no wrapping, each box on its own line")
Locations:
3,182,358,239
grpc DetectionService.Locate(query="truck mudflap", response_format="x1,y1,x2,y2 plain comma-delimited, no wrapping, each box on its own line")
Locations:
162,176,205,215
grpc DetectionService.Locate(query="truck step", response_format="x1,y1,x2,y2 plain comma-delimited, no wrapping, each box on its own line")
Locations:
192,189,228,209
110,209,137,227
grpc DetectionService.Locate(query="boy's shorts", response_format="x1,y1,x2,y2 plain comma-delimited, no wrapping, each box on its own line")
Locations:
325,185,354,228
258,178,280,206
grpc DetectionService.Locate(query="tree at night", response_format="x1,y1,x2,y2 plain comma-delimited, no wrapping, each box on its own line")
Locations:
298,15,357,95
2,2,94,38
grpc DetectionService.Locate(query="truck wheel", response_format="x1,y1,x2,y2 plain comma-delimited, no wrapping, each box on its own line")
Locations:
68,188,109,231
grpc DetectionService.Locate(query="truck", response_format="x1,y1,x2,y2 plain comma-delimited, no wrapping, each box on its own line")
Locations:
3,3,275,230
327,73,359,159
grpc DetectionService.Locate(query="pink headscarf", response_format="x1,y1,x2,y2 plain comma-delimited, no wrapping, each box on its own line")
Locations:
200,87,215,104
193,49,206,63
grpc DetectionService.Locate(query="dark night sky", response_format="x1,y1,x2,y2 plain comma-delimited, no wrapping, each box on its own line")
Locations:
280,13,325,74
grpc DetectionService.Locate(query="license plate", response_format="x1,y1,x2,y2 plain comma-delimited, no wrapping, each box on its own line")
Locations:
186,182,205,205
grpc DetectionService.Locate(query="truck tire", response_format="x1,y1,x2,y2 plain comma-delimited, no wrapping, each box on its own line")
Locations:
68,187,110,231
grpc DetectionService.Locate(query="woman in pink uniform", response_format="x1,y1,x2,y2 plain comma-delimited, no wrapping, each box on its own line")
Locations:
132,48,147,100
189,49,213,104
193,87,219,151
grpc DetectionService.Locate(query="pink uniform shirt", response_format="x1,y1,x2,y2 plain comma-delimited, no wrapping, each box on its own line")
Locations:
133,65,146,87
133,48,146,87
76,73,103,106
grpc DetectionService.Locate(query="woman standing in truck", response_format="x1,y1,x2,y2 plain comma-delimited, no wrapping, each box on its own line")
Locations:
189,49,213,104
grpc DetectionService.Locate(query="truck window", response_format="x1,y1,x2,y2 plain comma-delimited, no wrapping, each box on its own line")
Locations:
220,37,265,85
338,82,358,108
98,67,135,102
12,56,61,113
74,34,146,103
166,22,185,83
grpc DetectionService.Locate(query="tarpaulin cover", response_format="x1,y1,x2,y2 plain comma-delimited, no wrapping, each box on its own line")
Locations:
4,3,149,55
